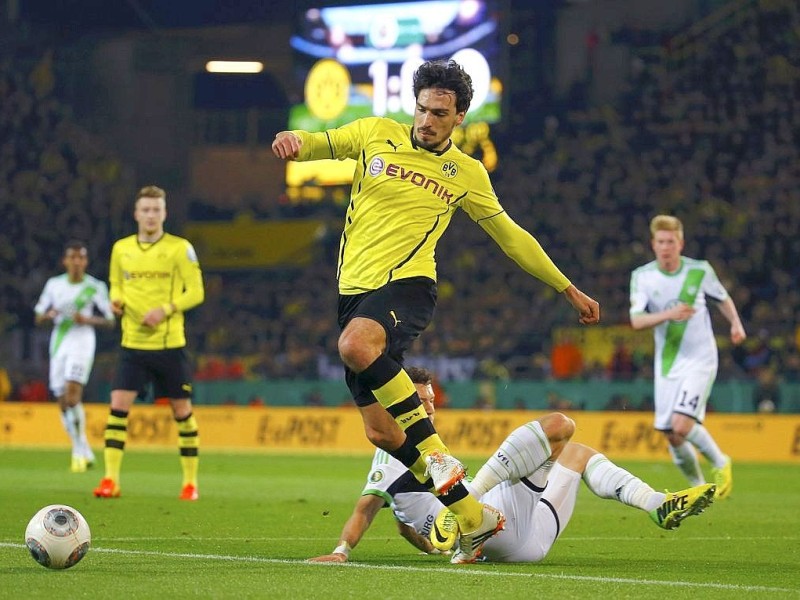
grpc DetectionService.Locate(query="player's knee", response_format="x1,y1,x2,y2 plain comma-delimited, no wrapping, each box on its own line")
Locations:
540,412,576,443
670,415,695,438
63,392,81,407
338,332,380,371
338,319,385,371
172,399,194,421
337,332,358,365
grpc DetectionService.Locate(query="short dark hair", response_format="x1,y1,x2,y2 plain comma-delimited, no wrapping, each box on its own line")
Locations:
63,239,88,255
406,366,434,386
413,59,474,114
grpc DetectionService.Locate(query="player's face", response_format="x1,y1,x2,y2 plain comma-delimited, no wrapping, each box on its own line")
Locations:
651,230,684,271
62,248,88,280
134,196,167,237
415,382,436,422
412,88,465,152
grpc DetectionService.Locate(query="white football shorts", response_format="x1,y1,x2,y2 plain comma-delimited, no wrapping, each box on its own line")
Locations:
480,463,582,563
653,369,716,430
49,352,94,397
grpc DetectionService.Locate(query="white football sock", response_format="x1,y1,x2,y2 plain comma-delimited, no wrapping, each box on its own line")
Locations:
471,421,552,496
686,423,727,468
583,454,664,512
73,403,94,460
669,442,705,486
60,407,81,456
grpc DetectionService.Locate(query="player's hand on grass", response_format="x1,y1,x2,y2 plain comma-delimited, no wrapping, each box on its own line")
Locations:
307,552,348,563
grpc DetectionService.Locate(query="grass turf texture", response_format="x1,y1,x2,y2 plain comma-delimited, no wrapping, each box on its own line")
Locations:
1,448,798,599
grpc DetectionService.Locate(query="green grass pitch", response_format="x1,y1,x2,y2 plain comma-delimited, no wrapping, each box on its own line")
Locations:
1,448,798,599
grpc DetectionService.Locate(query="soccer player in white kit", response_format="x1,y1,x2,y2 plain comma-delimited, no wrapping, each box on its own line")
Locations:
34,240,115,472
308,367,715,564
629,215,746,499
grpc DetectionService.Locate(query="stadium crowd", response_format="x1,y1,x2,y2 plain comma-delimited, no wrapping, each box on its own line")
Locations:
2,0,799,401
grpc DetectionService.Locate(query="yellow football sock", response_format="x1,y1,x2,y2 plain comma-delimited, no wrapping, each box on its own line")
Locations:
103,410,127,482
176,413,199,487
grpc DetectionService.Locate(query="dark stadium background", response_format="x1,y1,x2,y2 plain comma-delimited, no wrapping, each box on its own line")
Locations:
2,0,797,412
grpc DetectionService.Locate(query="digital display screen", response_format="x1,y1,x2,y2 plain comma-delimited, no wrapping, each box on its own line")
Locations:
286,0,505,190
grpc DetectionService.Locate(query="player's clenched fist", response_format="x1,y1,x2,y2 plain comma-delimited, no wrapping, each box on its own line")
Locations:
272,131,302,160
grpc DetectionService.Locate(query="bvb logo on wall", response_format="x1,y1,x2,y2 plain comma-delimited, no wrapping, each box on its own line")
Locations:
305,59,351,121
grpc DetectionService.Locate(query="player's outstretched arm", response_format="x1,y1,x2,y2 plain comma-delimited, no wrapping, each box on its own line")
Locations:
396,521,446,555
479,213,599,325
307,494,384,563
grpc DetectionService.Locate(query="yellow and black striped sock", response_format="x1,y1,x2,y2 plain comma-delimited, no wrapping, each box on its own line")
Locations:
359,355,484,530
103,409,127,482
359,355,446,477
176,413,199,487
438,484,484,532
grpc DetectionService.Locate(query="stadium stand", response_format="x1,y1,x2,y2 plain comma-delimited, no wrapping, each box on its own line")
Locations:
2,0,798,403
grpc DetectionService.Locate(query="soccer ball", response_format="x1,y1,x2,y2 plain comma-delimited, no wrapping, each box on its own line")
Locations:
25,505,91,569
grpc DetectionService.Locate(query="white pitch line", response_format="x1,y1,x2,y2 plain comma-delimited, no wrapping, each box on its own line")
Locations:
2,542,796,594
7,535,798,543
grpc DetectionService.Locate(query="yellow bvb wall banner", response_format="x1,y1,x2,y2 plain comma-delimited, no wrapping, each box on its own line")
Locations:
1,403,799,463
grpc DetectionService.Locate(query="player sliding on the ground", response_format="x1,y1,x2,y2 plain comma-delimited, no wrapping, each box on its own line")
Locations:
308,367,715,564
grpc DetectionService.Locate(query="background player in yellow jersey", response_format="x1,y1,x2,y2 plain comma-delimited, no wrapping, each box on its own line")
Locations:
272,59,600,559
94,185,205,501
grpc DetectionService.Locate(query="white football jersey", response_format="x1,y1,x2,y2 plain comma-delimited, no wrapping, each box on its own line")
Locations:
360,448,570,563
630,257,729,377
362,450,442,540
34,273,114,357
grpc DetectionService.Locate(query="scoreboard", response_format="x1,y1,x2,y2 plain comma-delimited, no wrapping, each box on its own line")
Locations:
285,0,506,192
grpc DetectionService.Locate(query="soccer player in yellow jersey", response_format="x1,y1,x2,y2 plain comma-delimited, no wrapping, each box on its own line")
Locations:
272,59,600,556
94,185,205,501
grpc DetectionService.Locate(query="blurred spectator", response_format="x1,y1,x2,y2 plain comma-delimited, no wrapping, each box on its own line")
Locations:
607,338,638,380
546,389,576,411
303,389,324,407
248,394,266,407
0,365,11,402
17,376,48,402
779,343,800,383
550,333,584,380
752,368,781,413
741,330,775,375
195,356,228,381
430,376,450,409
473,380,496,410
604,393,636,411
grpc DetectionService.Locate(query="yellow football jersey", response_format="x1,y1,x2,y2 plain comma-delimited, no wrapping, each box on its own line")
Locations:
294,117,569,294
109,233,204,350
